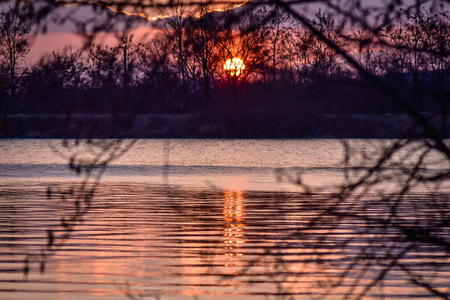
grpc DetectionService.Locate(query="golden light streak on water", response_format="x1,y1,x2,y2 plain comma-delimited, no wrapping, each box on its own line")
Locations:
223,190,246,264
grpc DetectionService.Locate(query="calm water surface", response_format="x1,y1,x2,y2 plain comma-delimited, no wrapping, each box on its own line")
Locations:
0,139,349,191
0,139,449,299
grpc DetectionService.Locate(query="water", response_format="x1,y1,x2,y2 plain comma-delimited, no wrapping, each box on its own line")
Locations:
0,139,449,299
0,139,348,191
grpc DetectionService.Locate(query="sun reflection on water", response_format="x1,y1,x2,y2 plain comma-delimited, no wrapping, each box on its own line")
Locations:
223,190,246,265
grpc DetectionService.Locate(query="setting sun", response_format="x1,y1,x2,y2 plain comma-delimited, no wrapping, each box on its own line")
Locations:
224,57,245,77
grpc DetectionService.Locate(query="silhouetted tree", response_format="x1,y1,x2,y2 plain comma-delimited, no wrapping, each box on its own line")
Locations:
88,44,122,88
0,6,31,134
162,0,189,85
215,7,271,83
184,5,220,107
418,10,450,135
135,36,181,112
21,48,86,113
351,29,379,75
377,9,450,131
264,6,291,84
307,10,346,80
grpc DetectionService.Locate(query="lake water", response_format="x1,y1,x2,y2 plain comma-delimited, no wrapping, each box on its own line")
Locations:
0,139,349,191
0,139,449,299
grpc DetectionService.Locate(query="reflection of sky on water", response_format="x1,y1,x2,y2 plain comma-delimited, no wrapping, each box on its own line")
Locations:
3,139,450,192
1,180,449,299
2,139,450,298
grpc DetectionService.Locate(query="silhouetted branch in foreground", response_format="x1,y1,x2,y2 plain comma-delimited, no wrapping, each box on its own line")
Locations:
22,139,137,275
6,0,449,298
276,139,450,299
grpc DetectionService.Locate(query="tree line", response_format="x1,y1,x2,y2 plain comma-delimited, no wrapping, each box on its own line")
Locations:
1,5,449,120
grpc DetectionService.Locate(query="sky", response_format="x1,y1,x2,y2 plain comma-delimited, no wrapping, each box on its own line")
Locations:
6,0,250,62
2,0,449,63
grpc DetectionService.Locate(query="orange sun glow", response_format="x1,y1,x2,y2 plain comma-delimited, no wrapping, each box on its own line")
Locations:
224,57,245,77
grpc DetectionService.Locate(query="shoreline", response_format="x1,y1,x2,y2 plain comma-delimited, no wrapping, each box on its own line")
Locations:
1,112,448,139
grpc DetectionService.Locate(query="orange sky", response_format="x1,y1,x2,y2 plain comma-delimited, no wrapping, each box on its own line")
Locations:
14,0,450,63
20,0,249,62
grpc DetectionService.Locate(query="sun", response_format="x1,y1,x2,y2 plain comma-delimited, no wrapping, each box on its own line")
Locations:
224,57,245,77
